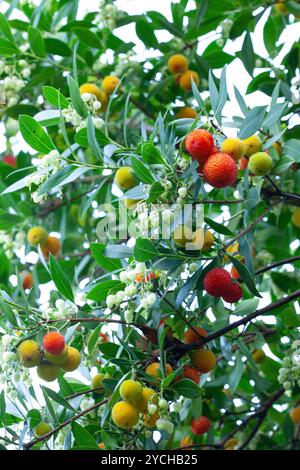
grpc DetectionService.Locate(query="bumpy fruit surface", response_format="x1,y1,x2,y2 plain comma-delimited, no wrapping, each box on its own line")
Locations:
202,230,214,251
203,267,232,297
291,208,300,228
185,129,214,162
290,407,300,424
145,362,173,381
243,135,262,156
102,75,120,95
252,349,266,364
34,422,52,438
27,226,48,246
203,152,237,188
179,70,200,90
61,347,81,371
221,138,246,161
120,380,143,404
79,83,102,101
18,340,42,368
37,362,60,382
183,366,201,384
184,327,208,344
222,282,243,303
43,331,65,355
191,416,211,435
191,349,216,373
44,345,68,365
248,152,273,176
176,107,197,119
168,54,188,74
172,224,194,248
21,271,33,290
136,387,157,413
41,236,61,259
111,401,139,429
114,167,138,190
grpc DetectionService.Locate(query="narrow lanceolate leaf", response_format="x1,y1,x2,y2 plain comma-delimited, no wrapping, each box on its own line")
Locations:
49,254,74,301
241,31,255,76
87,114,103,161
130,156,155,184
87,280,126,302
87,324,102,355
90,242,122,272
238,106,266,140
28,26,46,57
227,254,262,298
72,422,99,450
67,75,88,118
141,142,165,165
19,114,56,153
133,238,159,262
42,86,69,109
0,13,14,41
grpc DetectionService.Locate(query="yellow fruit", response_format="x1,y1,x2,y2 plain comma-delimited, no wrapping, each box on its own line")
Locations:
167,54,188,74
252,349,266,364
221,138,246,161
176,107,197,119
291,208,300,228
248,152,273,176
191,349,216,373
102,76,120,95
18,340,42,368
34,422,52,438
92,373,108,393
191,228,204,250
120,379,143,404
27,227,48,246
41,236,61,259
145,362,173,382
144,411,159,429
123,198,141,209
243,135,262,156
224,438,239,449
80,83,102,101
290,407,300,424
61,347,81,372
224,242,239,262
202,230,214,251
136,387,157,413
274,3,289,14
44,345,69,365
172,224,194,248
111,401,139,429
37,362,60,382
179,70,200,91
114,167,138,191
273,142,282,155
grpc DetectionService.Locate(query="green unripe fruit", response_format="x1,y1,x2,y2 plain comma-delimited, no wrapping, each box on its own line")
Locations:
27,226,48,246
18,340,42,368
114,167,138,191
37,362,60,382
44,345,69,365
34,422,52,438
248,152,273,176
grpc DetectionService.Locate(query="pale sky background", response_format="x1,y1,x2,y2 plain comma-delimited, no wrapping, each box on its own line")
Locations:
0,0,299,420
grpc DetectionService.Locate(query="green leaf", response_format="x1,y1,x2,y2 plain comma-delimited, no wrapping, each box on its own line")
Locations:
42,386,75,411
19,114,55,153
75,127,110,147
141,143,165,165
241,31,255,76
228,352,244,392
45,37,71,56
73,27,100,47
42,86,69,109
130,157,154,184
233,298,260,316
0,37,19,56
204,217,233,235
136,19,158,48
228,254,262,298
0,213,24,230
72,422,99,450
147,182,164,203
238,106,266,140
87,280,125,302
87,324,102,355
67,75,88,118
173,379,202,398
49,254,74,301
28,26,46,57
0,13,14,41
90,243,122,272
87,115,103,161
134,238,159,262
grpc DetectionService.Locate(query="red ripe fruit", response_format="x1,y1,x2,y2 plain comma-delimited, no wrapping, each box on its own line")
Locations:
203,152,237,188
183,366,201,384
3,155,17,167
185,129,214,164
222,282,243,303
203,267,232,297
43,331,65,355
191,416,211,435
239,156,248,171
211,145,219,154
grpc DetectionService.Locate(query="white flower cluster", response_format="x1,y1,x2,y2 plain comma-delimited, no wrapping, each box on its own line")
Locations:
0,231,25,258
0,59,33,108
278,340,300,391
0,333,31,398
44,299,78,320
114,51,139,77
62,94,104,133
25,150,63,203
95,1,123,30
134,202,174,238
177,155,190,171
80,396,96,417
5,117,19,137
291,78,300,105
